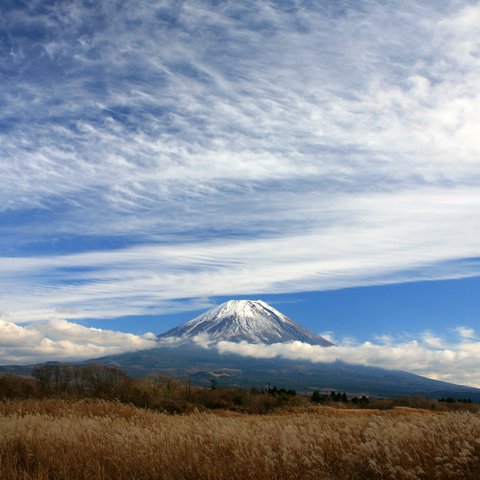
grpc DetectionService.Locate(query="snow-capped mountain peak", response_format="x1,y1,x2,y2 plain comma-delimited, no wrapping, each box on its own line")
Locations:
157,300,333,346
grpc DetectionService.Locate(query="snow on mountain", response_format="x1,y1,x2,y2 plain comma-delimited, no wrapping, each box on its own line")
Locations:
157,300,333,346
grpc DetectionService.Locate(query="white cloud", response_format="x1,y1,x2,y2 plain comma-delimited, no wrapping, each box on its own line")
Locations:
1,1,480,229
0,318,156,365
2,184,480,322
455,326,476,340
211,328,480,388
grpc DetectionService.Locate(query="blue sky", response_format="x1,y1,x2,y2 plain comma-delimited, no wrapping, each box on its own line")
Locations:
1,0,480,385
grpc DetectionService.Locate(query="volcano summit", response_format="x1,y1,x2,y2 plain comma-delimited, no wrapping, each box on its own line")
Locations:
157,300,333,346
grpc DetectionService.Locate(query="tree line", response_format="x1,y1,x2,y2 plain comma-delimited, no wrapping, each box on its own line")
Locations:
0,364,305,413
311,390,370,406
1,364,476,413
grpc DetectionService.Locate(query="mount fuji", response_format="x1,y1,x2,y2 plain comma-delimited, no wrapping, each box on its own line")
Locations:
157,300,333,346
3,300,480,400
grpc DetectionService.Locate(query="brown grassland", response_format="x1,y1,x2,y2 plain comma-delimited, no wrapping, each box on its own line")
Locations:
0,398,479,480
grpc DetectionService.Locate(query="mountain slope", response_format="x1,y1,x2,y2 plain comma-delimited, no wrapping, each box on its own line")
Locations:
82,344,480,400
158,300,333,346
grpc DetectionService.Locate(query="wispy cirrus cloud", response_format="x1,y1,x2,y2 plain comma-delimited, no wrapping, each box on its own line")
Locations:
2,1,480,236
2,183,480,324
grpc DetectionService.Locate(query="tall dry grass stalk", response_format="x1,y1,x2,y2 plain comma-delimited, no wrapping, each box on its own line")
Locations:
0,399,479,479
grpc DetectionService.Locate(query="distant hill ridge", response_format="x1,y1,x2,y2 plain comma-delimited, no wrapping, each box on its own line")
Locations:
157,299,334,346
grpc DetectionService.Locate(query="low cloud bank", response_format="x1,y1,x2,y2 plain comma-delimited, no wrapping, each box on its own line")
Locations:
1,318,479,389
208,329,480,388
0,318,157,365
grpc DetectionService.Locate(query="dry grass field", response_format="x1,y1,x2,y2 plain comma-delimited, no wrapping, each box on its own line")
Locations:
0,399,479,479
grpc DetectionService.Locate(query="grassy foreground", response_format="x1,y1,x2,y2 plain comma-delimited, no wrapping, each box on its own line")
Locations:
0,399,479,479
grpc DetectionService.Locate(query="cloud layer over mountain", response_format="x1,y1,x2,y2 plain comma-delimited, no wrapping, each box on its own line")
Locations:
212,327,480,387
